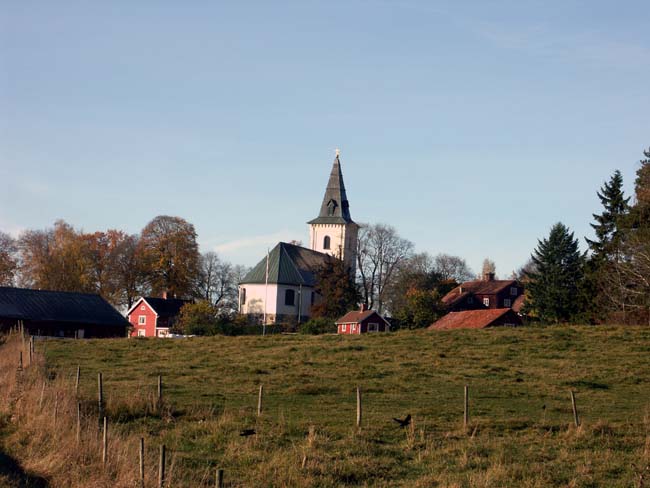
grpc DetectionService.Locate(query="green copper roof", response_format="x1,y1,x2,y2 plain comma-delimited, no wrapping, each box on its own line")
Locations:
240,242,332,286
308,154,355,225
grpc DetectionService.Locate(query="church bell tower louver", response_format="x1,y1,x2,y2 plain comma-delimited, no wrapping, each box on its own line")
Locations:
308,150,359,274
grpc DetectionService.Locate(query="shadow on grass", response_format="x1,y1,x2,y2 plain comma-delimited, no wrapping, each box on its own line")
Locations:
0,450,49,488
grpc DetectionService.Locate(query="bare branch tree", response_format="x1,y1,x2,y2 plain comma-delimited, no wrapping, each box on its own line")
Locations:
356,223,414,313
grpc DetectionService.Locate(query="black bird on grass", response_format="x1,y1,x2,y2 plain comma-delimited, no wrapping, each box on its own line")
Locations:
239,428,256,437
392,414,411,428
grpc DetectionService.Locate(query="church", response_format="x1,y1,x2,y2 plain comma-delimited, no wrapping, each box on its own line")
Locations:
238,151,359,325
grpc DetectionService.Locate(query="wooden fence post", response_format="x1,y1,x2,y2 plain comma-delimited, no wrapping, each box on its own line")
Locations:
570,390,580,427
139,438,145,488
257,384,263,416
464,385,469,428
102,416,108,465
28,337,33,366
76,402,82,444
356,386,362,428
157,375,162,407
75,366,80,397
98,372,103,419
53,392,59,427
158,445,166,488
39,381,46,409
216,468,224,488
18,351,23,372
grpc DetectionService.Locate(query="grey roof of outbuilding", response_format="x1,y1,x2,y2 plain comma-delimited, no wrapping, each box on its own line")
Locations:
308,154,355,225
0,286,129,327
240,242,332,286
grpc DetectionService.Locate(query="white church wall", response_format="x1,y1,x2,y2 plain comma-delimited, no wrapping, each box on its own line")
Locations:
240,283,279,316
275,284,315,318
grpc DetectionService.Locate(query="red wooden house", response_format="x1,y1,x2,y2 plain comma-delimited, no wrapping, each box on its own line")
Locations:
126,294,190,338
335,305,390,334
442,273,524,312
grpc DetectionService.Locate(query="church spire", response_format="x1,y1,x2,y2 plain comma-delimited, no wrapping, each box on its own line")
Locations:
308,150,354,224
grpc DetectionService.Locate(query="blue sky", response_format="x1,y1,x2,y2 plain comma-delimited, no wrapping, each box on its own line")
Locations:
1,1,649,276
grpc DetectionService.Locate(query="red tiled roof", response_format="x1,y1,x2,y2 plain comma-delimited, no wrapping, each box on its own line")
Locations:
428,308,517,330
335,310,388,325
442,280,517,304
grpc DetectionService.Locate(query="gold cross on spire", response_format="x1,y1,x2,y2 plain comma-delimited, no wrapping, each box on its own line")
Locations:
335,148,340,157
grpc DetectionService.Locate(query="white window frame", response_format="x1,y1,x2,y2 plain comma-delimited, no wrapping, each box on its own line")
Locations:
138,315,146,325
504,299,511,307
368,322,378,332
157,328,169,338
137,329,146,337
342,324,347,332
483,298,490,307
140,305,146,311
510,287,518,296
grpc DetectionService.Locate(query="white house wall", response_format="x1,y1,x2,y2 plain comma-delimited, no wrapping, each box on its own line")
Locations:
240,283,279,316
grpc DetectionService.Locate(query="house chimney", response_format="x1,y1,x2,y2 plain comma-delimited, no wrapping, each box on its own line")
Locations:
483,272,495,282
162,291,168,300
360,304,367,312
459,286,463,294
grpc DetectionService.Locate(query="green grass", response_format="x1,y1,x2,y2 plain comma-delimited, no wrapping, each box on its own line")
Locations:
41,325,650,487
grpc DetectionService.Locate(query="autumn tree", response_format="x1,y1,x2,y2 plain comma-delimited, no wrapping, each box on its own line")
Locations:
175,300,220,335
311,258,360,320
138,216,200,298
356,223,414,313
0,231,17,285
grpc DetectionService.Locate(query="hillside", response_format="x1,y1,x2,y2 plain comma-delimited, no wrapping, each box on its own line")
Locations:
2,326,650,487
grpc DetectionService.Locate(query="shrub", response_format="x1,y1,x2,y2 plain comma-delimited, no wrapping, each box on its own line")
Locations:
299,317,336,335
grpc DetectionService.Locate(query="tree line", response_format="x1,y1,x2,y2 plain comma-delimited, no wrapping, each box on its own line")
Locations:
522,146,650,325
0,216,247,317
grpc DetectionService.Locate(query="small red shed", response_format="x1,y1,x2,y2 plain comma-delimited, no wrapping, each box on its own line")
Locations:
335,305,390,335
126,294,190,338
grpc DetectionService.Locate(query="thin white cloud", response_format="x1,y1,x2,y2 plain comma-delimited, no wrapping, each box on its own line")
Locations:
207,230,299,254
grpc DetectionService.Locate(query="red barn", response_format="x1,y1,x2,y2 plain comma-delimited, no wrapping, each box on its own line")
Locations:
126,295,190,338
335,306,390,334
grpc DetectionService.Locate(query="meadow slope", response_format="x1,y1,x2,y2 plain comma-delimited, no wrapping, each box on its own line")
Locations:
2,326,650,487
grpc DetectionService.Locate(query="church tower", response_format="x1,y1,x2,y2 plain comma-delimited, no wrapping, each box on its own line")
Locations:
308,151,359,274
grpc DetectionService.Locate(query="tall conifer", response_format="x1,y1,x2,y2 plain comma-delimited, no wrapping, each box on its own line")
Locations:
527,223,585,323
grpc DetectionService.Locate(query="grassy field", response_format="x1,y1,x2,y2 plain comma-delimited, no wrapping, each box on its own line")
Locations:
3,325,650,487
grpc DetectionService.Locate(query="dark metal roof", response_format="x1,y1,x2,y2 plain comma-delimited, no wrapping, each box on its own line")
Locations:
240,242,332,286
308,154,355,225
140,297,190,319
0,286,129,328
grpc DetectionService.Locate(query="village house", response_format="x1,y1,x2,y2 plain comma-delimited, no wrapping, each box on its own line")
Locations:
442,273,524,312
126,294,190,337
335,305,390,334
239,151,359,325
429,308,522,330
0,286,129,338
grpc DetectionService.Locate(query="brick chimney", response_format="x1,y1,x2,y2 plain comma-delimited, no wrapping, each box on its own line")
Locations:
162,291,168,300
360,304,368,312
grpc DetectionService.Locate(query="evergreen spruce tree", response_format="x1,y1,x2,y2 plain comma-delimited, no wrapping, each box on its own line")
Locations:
585,170,630,261
310,259,360,320
527,223,585,323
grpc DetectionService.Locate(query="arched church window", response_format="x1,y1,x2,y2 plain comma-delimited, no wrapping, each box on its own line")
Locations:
323,236,331,250
285,289,295,306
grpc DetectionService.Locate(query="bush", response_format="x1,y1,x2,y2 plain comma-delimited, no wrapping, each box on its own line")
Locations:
299,317,336,335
